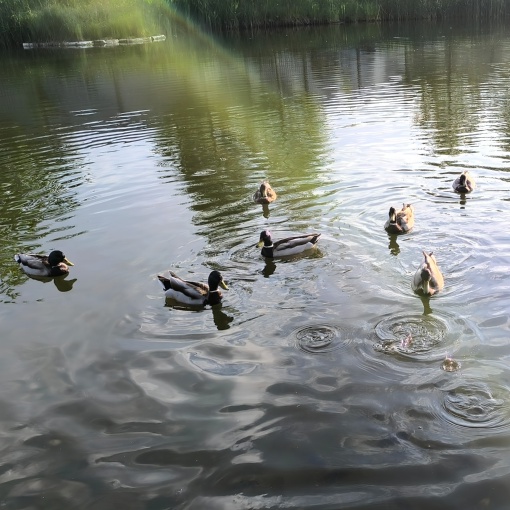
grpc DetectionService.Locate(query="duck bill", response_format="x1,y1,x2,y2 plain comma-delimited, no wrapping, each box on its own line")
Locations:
63,257,74,266
219,281,229,290
257,241,264,248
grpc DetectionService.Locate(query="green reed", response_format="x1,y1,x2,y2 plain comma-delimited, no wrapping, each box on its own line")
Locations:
2,0,509,48
171,0,510,28
0,0,169,48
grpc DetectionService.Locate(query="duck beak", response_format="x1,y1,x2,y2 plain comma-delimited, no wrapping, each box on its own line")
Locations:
257,240,264,248
219,280,228,290
64,257,74,266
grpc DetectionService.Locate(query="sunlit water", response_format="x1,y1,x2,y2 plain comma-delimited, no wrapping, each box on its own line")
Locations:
1,20,510,509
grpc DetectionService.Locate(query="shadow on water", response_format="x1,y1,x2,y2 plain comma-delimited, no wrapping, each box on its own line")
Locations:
21,274,78,292
387,234,400,256
163,299,234,331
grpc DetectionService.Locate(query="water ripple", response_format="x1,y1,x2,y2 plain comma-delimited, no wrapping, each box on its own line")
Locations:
294,324,340,354
374,313,450,359
439,381,510,432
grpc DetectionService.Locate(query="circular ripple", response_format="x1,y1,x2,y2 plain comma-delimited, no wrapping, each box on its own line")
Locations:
295,325,339,354
374,313,448,359
441,382,508,430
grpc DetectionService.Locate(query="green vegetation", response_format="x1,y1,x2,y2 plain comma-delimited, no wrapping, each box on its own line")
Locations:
0,0,169,48
171,0,510,29
1,0,509,48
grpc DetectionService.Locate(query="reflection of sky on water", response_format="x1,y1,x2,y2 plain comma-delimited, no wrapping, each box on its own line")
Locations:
1,20,510,509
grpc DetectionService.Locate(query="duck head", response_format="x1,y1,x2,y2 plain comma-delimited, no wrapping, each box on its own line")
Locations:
48,250,74,267
257,230,273,248
208,270,228,291
259,182,269,198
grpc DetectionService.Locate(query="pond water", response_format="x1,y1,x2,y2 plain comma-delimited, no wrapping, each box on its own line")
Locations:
1,18,510,509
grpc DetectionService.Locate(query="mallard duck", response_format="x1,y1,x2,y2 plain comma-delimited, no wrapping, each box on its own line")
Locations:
157,270,228,306
14,250,74,277
253,181,277,204
452,171,475,193
412,251,444,296
384,203,414,234
257,230,321,258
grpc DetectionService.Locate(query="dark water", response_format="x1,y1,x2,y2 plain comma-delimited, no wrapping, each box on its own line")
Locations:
1,19,510,509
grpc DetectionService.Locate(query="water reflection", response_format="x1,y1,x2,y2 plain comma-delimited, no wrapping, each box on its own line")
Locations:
24,274,78,293
262,259,276,278
211,305,234,331
420,295,434,316
1,18,510,510
387,234,400,256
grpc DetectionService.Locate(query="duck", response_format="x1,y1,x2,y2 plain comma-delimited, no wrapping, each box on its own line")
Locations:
14,250,74,277
257,230,321,258
452,170,475,193
412,251,444,296
157,270,228,306
253,181,277,204
384,203,414,234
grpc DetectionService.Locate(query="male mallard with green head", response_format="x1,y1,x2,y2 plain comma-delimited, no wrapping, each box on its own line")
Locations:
257,230,321,258
14,250,74,277
157,270,228,306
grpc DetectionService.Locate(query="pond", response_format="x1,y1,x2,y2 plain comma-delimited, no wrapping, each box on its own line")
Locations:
1,18,510,509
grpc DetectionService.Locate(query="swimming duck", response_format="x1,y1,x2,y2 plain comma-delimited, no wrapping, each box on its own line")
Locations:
257,230,321,258
157,270,228,306
253,181,277,204
384,203,414,234
452,171,475,193
14,250,74,277
412,251,444,296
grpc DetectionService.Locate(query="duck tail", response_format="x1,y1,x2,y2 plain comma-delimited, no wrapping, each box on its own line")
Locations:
157,275,172,291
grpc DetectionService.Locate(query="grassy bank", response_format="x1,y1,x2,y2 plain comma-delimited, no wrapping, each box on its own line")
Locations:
0,0,170,48
2,0,508,49
170,0,510,29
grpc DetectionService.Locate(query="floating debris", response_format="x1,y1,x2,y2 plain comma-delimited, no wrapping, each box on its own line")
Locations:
442,354,461,372
22,35,166,50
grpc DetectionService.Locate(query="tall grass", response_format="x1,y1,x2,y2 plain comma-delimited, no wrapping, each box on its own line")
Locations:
0,0,169,48
170,0,510,29
2,0,509,48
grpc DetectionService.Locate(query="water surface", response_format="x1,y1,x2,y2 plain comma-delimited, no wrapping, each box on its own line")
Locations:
1,20,510,509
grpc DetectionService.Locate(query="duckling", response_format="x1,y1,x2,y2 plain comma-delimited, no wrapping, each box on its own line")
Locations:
253,181,277,204
157,270,228,306
452,171,475,193
14,250,74,277
412,251,444,296
384,203,414,234
257,230,321,258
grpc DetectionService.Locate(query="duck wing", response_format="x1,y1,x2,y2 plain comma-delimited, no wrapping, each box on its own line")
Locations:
159,273,208,300
265,186,277,201
273,233,321,251
15,253,48,270
396,205,414,231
